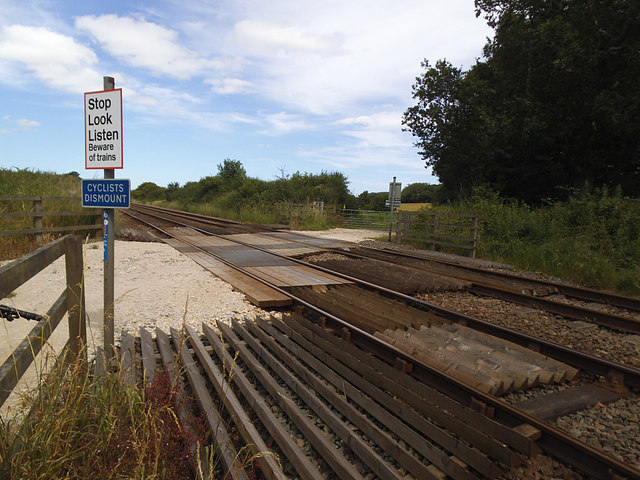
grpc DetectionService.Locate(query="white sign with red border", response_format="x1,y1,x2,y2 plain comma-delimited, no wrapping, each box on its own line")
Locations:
84,88,123,169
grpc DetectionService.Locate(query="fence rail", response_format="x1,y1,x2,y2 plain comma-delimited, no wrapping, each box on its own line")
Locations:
0,235,86,408
396,211,478,258
338,209,397,231
338,209,478,257
0,196,102,238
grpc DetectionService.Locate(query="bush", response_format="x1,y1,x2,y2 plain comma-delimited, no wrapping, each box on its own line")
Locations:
459,186,640,295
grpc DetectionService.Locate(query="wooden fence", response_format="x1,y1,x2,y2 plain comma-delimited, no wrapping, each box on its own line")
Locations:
396,211,478,258
0,235,87,408
0,196,102,240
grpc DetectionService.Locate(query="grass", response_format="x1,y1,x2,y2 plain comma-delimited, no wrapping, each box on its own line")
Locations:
0,168,98,261
154,197,339,230
454,186,640,296
0,345,211,480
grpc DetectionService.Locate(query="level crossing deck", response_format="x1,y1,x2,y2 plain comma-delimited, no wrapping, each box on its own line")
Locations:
163,228,352,307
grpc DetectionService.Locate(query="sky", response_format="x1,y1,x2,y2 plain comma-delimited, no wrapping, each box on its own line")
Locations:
0,0,492,195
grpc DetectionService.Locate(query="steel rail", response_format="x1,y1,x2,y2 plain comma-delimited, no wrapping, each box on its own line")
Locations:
312,243,640,334
469,282,640,334
352,243,640,312
124,206,640,480
130,202,271,233
126,206,640,390
133,203,640,331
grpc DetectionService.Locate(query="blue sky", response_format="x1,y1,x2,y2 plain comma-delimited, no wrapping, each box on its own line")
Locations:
0,0,492,194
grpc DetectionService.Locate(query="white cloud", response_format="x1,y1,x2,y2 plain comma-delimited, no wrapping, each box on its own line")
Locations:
259,111,309,135
16,118,41,127
336,111,407,149
0,24,102,93
206,77,252,95
0,115,41,134
214,0,491,115
75,14,219,79
233,20,343,56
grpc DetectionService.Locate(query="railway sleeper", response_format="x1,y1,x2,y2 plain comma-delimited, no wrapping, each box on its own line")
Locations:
131,317,531,479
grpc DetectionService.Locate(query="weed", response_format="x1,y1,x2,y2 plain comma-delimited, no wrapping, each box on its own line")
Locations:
452,186,640,295
0,348,209,480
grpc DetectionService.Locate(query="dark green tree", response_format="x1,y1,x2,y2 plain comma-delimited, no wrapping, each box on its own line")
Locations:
403,0,640,203
132,182,166,201
401,183,442,203
166,182,180,200
217,158,247,189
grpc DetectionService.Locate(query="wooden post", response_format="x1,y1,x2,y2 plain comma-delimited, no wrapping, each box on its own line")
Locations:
103,75,116,360
33,198,43,244
471,215,478,259
388,176,396,242
64,235,86,363
430,213,437,251
405,211,411,241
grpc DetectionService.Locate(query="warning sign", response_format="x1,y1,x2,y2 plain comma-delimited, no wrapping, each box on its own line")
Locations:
84,89,123,169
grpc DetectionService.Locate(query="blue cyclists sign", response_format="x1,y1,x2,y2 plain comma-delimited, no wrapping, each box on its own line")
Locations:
82,179,130,208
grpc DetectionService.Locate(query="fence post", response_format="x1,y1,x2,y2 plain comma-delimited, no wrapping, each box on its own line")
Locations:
64,235,87,363
471,215,478,259
33,198,43,244
429,213,437,251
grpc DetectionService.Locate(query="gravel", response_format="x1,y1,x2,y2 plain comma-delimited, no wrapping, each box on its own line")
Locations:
419,291,640,369
421,290,640,475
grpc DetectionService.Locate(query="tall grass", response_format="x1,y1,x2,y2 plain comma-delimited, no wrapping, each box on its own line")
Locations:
156,196,339,230
0,168,93,260
453,186,640,296
0,168,81,198
0,348,209,480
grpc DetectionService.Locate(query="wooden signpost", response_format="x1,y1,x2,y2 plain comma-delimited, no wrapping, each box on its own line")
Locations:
83,76,126,359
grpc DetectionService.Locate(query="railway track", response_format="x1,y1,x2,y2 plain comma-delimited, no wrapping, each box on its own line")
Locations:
340,245,640,334
130,203,640,335
119,204,640,479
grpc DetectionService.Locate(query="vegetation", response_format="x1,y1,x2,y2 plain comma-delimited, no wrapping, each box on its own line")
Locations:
451,186,640,295
135,159,351,207
3,159,640,296
402,0,640,204
0,349,211,480
133,160,356,228
0,168,96,260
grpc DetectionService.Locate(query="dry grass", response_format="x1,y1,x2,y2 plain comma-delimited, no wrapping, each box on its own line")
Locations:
0,168,95,261
0,346,211,480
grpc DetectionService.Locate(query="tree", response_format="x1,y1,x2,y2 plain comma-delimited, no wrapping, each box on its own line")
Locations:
401,183,442,203
403,0,640,203
217,159,247,188
166,182,180,201
132,182,166,201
